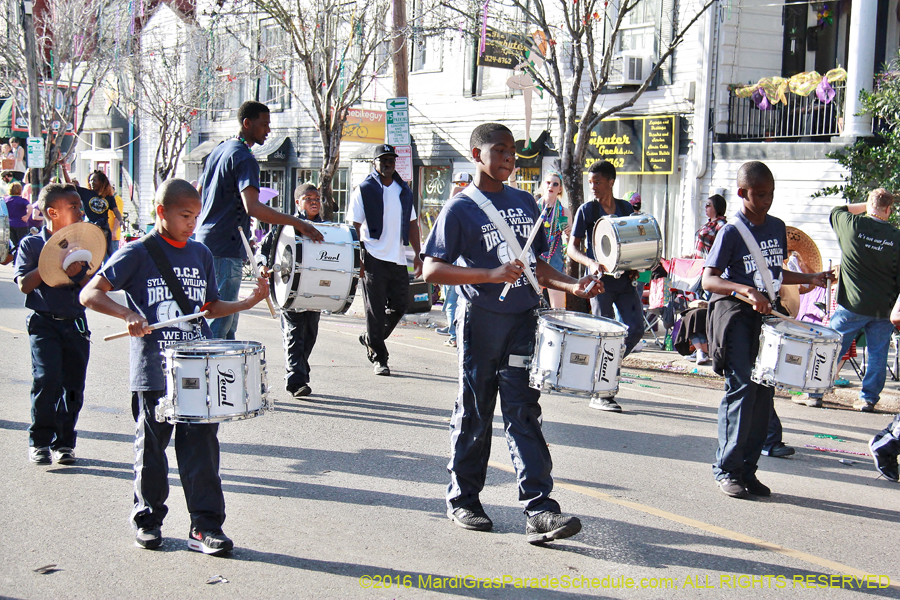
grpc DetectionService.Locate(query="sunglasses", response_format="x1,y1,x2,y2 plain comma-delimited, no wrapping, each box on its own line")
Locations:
546,181,561,187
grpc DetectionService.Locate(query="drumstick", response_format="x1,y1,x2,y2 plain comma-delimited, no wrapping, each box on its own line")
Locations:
499,206,550,302
238,226,277,319
104,310,209,341
825,259,832,320
731,292,823,335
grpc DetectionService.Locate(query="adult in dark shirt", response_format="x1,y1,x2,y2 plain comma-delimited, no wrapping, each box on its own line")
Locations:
64,169,123,260
567,160,642,413
196,101,322,340
5,181,30,248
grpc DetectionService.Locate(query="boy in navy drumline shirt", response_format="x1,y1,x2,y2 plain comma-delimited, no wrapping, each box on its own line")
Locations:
422,123,600,544
702,162,828,499
80,179,269,554
259,183,324,399
15,183,93,465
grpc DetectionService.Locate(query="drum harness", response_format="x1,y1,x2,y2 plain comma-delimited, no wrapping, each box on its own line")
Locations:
460,185,548,309
141,234,204,337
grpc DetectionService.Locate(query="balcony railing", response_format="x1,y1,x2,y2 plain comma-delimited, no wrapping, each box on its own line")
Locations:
725,82,846,141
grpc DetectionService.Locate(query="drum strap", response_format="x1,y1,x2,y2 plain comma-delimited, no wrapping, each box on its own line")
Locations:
731,215,777,304
460,185,542,295
141,233,203,327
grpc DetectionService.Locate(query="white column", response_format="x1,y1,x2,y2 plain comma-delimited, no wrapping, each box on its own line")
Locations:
842,0,878,138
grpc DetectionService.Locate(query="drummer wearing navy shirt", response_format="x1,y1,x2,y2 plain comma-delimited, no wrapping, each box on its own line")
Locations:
81,179,269,554
702,161,828,500
567,160,642,412
195,100,322,340
422,123,599,545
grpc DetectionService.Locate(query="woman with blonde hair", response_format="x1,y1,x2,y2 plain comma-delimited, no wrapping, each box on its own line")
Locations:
537,172,571,308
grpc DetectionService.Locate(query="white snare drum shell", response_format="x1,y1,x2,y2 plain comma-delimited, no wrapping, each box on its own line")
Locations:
751,321,840,393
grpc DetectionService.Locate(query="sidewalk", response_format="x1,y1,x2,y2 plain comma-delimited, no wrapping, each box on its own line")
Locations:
326,286,900,414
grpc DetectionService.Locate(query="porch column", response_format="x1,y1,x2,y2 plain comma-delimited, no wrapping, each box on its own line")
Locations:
842,0,878,138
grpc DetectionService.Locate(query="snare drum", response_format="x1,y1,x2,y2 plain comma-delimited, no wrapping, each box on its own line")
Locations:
0,215,8,263
592,213,662,274
157,340,271,423
270,222,360,313
529,310,629,398
751,320,841,393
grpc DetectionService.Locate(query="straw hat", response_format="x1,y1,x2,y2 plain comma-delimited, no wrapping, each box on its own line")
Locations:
785,226,822,274
38,222,106,287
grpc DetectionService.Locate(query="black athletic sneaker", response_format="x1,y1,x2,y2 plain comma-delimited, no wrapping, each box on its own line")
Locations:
359,334,376,363
743,476,771,497
188,528,234,555
869,435,900,482
29,446,51,465
135,526,162,550
292,384,312,399
52,447,76,465
525,511,582,544
717,477,748,498
448,503,493,531
589,397,622,412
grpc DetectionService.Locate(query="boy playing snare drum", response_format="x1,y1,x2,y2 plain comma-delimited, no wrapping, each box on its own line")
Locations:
80,179,268,553
422,123,600,544
702,162,829,499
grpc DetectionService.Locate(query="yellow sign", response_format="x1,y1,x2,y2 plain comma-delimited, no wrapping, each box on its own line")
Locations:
341,108,386,144
579,115,676,175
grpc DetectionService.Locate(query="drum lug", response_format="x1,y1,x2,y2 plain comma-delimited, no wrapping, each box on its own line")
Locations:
205,363,211,413
243,361,250,409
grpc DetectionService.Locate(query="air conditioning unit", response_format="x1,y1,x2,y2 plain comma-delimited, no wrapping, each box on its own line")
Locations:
609,52,654,86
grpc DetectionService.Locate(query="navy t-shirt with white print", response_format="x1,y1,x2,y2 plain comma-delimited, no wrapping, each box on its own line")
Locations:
704,211,787,297
99,232,218,391
423,186,548,314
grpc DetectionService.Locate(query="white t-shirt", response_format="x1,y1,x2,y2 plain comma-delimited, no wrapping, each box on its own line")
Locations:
347,180,417,266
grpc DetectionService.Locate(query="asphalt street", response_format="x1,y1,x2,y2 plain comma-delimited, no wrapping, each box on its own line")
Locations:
0,264,898,599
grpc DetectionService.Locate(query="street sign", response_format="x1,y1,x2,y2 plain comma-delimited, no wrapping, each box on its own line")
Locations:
386,97,410,146
26,137,44,169
394,145,413,182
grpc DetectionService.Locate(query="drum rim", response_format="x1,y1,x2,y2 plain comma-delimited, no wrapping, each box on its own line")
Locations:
762,320,841,341
537,308,629,334
164,340,264,356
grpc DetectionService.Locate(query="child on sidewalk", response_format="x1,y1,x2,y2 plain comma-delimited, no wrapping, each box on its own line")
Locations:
80,179,269,554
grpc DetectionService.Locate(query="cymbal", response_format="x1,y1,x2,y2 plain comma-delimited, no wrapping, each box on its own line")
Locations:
785,226,822,274
38,222,106,287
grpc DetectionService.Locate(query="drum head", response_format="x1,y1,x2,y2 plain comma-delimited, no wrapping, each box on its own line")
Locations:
271,225,300,308
591,218,618,273
539,309,629,334
167,340,262,355
768,319,841,341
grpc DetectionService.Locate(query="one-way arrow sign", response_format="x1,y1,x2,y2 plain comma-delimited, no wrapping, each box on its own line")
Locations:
386,97,408,110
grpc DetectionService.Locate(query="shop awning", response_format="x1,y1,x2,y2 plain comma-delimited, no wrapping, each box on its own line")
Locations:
183,140,222,164
252,136,292,163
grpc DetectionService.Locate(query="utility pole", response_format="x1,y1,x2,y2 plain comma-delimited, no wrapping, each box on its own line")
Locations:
391,0,408,98
19,0,43,188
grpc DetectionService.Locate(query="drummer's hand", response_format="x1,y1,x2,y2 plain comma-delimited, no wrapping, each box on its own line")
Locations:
812,269,833,288
247,275,270,305
746,288,773,315
295,219,325,242
574,274,603,298
489,260,526,285
65,260,88,278
590,261,605,277
412,256,423,279
125,312,152,337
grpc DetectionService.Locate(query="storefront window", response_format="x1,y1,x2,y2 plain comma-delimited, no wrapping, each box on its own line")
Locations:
516,167,540,196
418,165,451,238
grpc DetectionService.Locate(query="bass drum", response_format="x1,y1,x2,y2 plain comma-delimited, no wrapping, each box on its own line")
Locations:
0,214,8,263
269,222,361,313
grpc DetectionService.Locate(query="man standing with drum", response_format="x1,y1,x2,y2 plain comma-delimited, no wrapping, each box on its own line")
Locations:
196,101,323,340
567,160,642,412
348,144,422,376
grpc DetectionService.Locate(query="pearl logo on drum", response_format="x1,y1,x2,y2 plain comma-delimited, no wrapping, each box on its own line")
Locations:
811,349,828,382
217,365,236,407
569,353,589,366
317,250,341,262
598,345,615,383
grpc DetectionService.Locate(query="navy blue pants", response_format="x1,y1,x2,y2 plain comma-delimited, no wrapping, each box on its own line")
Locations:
763,407,784,452
713,311,774,482
360,253,409,365
27,312,90,450
447,302,559,516
131,391,225,532
282,310,320,391
590,277,643,356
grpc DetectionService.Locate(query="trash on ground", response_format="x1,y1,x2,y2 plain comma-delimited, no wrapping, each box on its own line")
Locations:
33,564,58,574
207,575,229,585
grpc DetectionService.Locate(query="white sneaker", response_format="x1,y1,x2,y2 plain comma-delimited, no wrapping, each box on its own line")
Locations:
632,341,645,353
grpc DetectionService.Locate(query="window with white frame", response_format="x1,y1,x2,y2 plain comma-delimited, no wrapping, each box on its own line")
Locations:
409,0,443,72
617,0,660,55
210,30,248,116
259,23,291,110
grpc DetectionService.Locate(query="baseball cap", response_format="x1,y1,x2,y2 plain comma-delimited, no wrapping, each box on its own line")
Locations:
373,144,398,159
626,192,642,207
452,172,473,185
